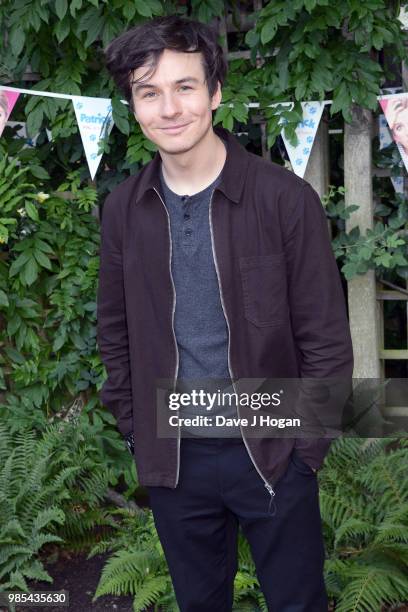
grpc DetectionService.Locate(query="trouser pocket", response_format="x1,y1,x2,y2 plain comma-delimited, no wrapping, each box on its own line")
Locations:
291,448,316,476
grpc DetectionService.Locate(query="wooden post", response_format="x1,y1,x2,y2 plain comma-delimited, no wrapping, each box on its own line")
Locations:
344,104,381,378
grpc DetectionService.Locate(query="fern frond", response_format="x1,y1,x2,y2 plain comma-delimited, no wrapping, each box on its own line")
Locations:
132,575,169,611
335,564,408,612
334,518,375,548
93,549,164,598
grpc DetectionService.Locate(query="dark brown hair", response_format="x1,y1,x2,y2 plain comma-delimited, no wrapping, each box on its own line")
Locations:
103,15,228,113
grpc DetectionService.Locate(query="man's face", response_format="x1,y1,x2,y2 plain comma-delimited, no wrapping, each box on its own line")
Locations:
393,106,408,153
130,49,222,155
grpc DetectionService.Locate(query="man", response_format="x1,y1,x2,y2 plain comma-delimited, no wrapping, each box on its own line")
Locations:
98,15,354,612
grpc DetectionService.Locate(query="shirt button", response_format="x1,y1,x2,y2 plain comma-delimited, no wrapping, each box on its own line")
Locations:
185,229,192,236
184,213,190,220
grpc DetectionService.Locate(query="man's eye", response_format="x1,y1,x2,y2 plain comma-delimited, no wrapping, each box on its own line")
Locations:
143,92,157,99
179,86,192,91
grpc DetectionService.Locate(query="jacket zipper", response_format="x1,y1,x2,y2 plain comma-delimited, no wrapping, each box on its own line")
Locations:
208,190,276,507
153,187,181,488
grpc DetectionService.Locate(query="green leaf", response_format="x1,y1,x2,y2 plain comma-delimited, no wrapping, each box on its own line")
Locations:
53,331,67,352
342,262,358,279
261,19,277,45
0,289,9,307
372,31,383,50
359,245,373,261
35,238,54,253
135,0,153,17
29,165,50,180
26,106,44,140
331,82,351,116
9,25,25,56
55,0,68,20
111,97,130,136
123,3,137,20
54,17,70,44
304,0,317,12
245,29,259,48
23,259,39,286
8,315,22,336
25,201,39,221
33,250,52,271
9,251,33,277
85,16,104,46
4,347,25,363
69,0,82,18
376,252,393,267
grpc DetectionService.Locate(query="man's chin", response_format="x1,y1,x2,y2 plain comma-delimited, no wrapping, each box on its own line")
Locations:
155,138,198,156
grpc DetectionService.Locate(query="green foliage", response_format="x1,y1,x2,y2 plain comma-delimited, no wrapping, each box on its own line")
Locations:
0,151,102,399
90,437,408,611
0,420,115,592
0,155,38,246
322,185,408,281
245,0,406,138
320,436,408,611
89,508,178,611
213,59,259,131
0,147,146,507
89,505,269,611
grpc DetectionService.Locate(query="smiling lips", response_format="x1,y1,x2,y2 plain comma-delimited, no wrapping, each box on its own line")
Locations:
160,123,190,133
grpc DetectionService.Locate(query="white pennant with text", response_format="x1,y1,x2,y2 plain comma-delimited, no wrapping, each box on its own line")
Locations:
72,96,113,180
280,101,325,178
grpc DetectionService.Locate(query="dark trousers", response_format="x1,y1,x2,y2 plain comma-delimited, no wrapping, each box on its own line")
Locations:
146,437,328,612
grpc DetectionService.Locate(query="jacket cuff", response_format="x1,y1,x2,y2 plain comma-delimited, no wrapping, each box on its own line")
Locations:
124,431,135,455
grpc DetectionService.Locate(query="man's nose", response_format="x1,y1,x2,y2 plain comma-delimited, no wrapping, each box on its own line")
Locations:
160,92,182,117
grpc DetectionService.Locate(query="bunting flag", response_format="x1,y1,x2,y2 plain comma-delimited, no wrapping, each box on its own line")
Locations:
0,86,115,180
280,101,325,178
4,83,405,186
379,92,408,175
378,114,404,193
72,96,113,181
0,88,20,137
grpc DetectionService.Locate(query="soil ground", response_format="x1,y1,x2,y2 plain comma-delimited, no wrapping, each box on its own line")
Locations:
7,550,136,612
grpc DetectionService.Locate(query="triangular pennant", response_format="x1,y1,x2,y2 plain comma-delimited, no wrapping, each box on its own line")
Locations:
0,88,21,137
280,101,325,178
379,93,408,174
378,114,404,194
72,96,113,180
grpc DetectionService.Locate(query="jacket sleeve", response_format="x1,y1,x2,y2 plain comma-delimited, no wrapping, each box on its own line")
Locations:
283,182,354,469
96,192,133,437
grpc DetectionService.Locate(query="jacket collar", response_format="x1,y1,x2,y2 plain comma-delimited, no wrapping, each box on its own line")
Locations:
135,125,249,205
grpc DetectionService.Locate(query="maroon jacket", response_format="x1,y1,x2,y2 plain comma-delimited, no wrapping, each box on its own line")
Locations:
96,126,353,496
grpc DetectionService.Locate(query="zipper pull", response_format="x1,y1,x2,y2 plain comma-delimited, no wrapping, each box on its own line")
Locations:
265,483,277,517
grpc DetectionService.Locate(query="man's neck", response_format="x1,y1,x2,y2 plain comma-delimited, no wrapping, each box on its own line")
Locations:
160,128,226,196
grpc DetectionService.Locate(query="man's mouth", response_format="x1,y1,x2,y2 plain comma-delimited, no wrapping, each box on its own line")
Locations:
160,123,191,133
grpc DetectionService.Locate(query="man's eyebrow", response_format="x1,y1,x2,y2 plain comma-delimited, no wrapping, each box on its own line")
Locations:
131,77,201,90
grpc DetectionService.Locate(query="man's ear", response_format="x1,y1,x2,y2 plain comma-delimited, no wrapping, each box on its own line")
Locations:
210,81,222,112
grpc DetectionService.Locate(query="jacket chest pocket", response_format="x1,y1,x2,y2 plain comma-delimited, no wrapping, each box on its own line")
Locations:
239,253,288,327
